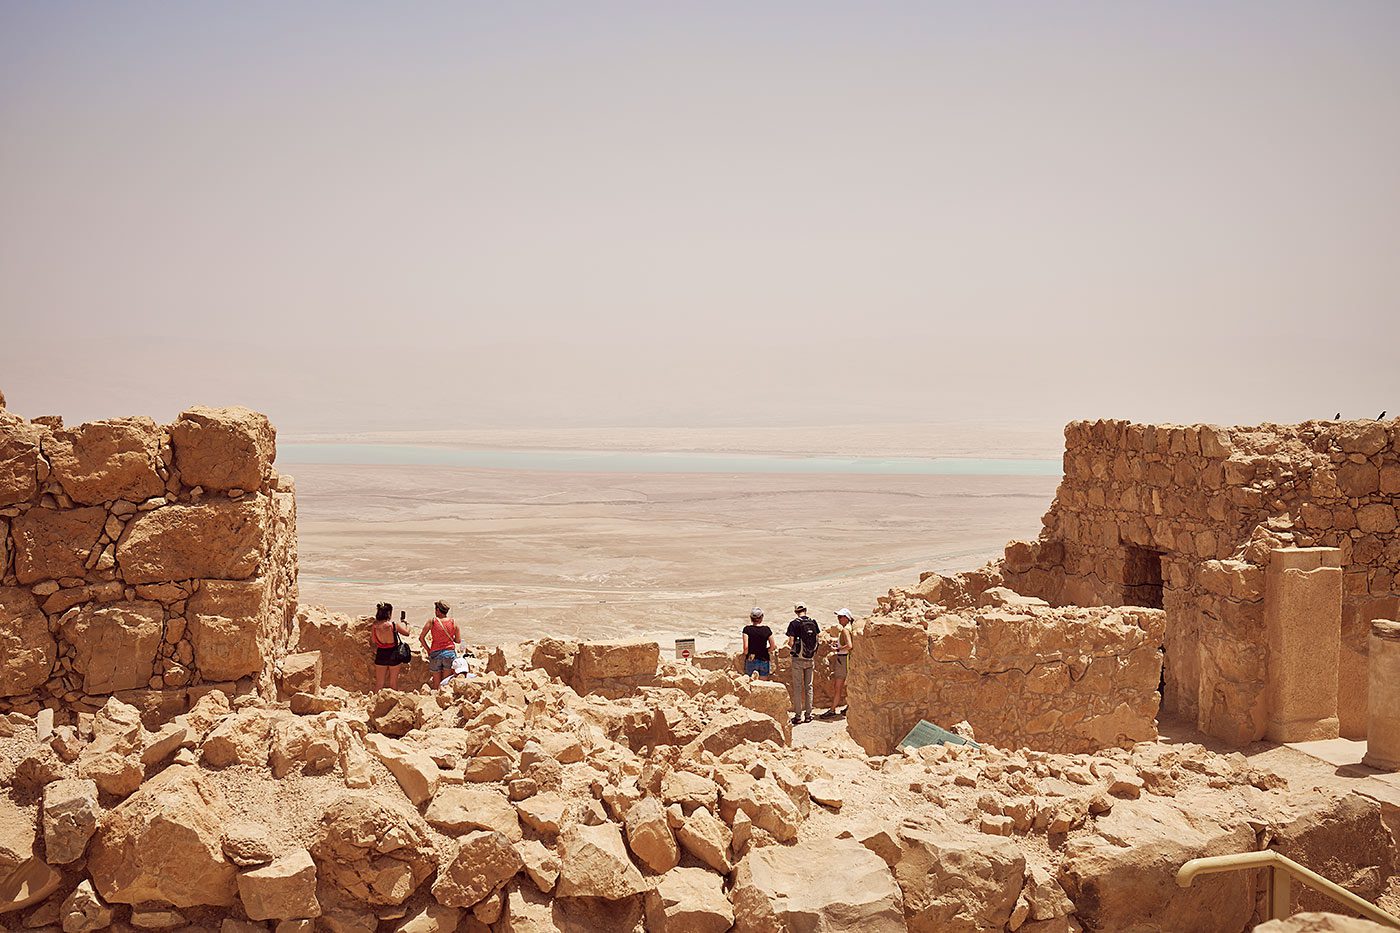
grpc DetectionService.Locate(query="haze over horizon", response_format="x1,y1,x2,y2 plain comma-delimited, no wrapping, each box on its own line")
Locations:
3,2,1398,436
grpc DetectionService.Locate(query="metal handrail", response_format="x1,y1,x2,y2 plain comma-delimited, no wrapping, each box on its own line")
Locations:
1176,850,1400,928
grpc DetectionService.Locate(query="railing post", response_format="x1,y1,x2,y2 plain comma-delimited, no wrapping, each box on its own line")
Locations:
1271,866,1291,920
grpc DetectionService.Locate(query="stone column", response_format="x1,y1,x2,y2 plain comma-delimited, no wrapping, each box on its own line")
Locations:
1362,620,1400,770
1265,547,1342,743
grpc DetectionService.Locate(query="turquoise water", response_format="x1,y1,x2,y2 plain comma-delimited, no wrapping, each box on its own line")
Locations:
279,443,1062,477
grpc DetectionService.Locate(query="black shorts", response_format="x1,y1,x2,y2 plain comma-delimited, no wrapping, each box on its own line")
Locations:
375,646,402,667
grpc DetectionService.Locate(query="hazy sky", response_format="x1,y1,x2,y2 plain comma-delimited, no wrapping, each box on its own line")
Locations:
2,2,1397,433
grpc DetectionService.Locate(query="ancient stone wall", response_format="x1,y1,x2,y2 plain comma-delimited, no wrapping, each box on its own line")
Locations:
1000,418,1400,743
0,401,297,716
846,586,1165,755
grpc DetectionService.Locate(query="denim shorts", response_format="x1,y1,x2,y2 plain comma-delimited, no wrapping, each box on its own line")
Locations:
744,659,771,677
428,648,457,672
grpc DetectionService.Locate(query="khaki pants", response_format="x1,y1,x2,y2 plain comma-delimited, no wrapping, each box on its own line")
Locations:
791,656,815,718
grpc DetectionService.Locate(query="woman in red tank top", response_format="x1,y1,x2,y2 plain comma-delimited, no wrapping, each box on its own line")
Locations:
419,599,461,689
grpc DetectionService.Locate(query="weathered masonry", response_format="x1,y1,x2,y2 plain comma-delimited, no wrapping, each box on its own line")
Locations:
1001,419,1399,745
0,398,298,716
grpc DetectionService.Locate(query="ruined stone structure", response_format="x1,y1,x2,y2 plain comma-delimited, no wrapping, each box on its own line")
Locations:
0,402,298,716
848,590,1165,756
999,419,1400,744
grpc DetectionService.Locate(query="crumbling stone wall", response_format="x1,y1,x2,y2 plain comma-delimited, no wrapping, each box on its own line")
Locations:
1000,418,1399,743
0,399,297,715
847,584,1165,755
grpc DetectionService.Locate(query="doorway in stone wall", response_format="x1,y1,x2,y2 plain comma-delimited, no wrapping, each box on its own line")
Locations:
1123,545,1165,609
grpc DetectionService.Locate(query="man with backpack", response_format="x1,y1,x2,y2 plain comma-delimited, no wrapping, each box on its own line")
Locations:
786,603,820,725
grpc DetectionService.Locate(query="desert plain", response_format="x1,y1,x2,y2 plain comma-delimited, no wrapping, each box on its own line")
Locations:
285,424,1062,650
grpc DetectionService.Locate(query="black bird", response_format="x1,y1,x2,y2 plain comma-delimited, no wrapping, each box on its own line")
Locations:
1334,412,1341,420
1380,411,1388,420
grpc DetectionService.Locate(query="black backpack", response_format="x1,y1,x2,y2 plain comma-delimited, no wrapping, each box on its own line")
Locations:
792,617,819,659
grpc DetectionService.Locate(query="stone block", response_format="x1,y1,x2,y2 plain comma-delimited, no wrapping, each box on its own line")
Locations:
46,417,164,506
237,847,320,921
117,496,270,585
574,640,659,680
170,406,276,493
0,417,44,506
1265,548,1342,743
0,586,57,697
61,600,164,694
278,651,321,699
1356,503,1397,534
187,578,272,682
12,505,106,584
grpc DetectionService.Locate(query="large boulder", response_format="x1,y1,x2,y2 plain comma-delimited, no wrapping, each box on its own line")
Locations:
169,406,276,493
431,830,523,908
202,708,277,768
555,822,648,900
731,839,906,933
312,794,437,906
87,765,239,907
237,848,321,921
623,796,678,874
0,419,43,506
0,796,36,873
644,867,734,933
892,822,1025,932
60,600,164,694
117,497,268,584
0,586,56,697
426,786,523,842
1058,798,1256,932
571,641,659,697
42,778,100,864
683,707,786,758
11,505,105,584
187,578,272,681
363,734,440,806
46,417,164,505
1255,913,1396,933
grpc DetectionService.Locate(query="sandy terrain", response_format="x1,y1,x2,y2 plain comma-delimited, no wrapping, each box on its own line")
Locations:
291,461,1058,654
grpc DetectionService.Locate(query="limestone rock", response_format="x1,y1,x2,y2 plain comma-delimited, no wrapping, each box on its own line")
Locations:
60,600,164,694
623,796,678,874
516,793,569,836
571,640,659,697
0,418,43,506
1254,913,1396,933
117,497,268,585
237,847,321,921
60,879,113,933
363,733,440,806
1059,798,1255,932
675,807,732,874
661,770,719,814
683,707,786,758
893,822,1025,932
223,821,276,867
517,839,560,893
555,821,647,900
0,586,56,697
394,903,462,933
431,830,523,908
269,716,339,778
202,708,276,768
47,417,164,505
0,795,36,873
278,651,322,698
42,778,99,864
732,838,906,933
425,785,522,841
12,505,105,584
0,857,62,914
186,577,272,681
312,793,436,906
643,866,735,933
88,764,239,907
170,406,276,493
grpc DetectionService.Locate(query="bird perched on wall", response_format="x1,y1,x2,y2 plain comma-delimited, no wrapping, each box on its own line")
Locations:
1380,411,1388,420
1335,412,1341,420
